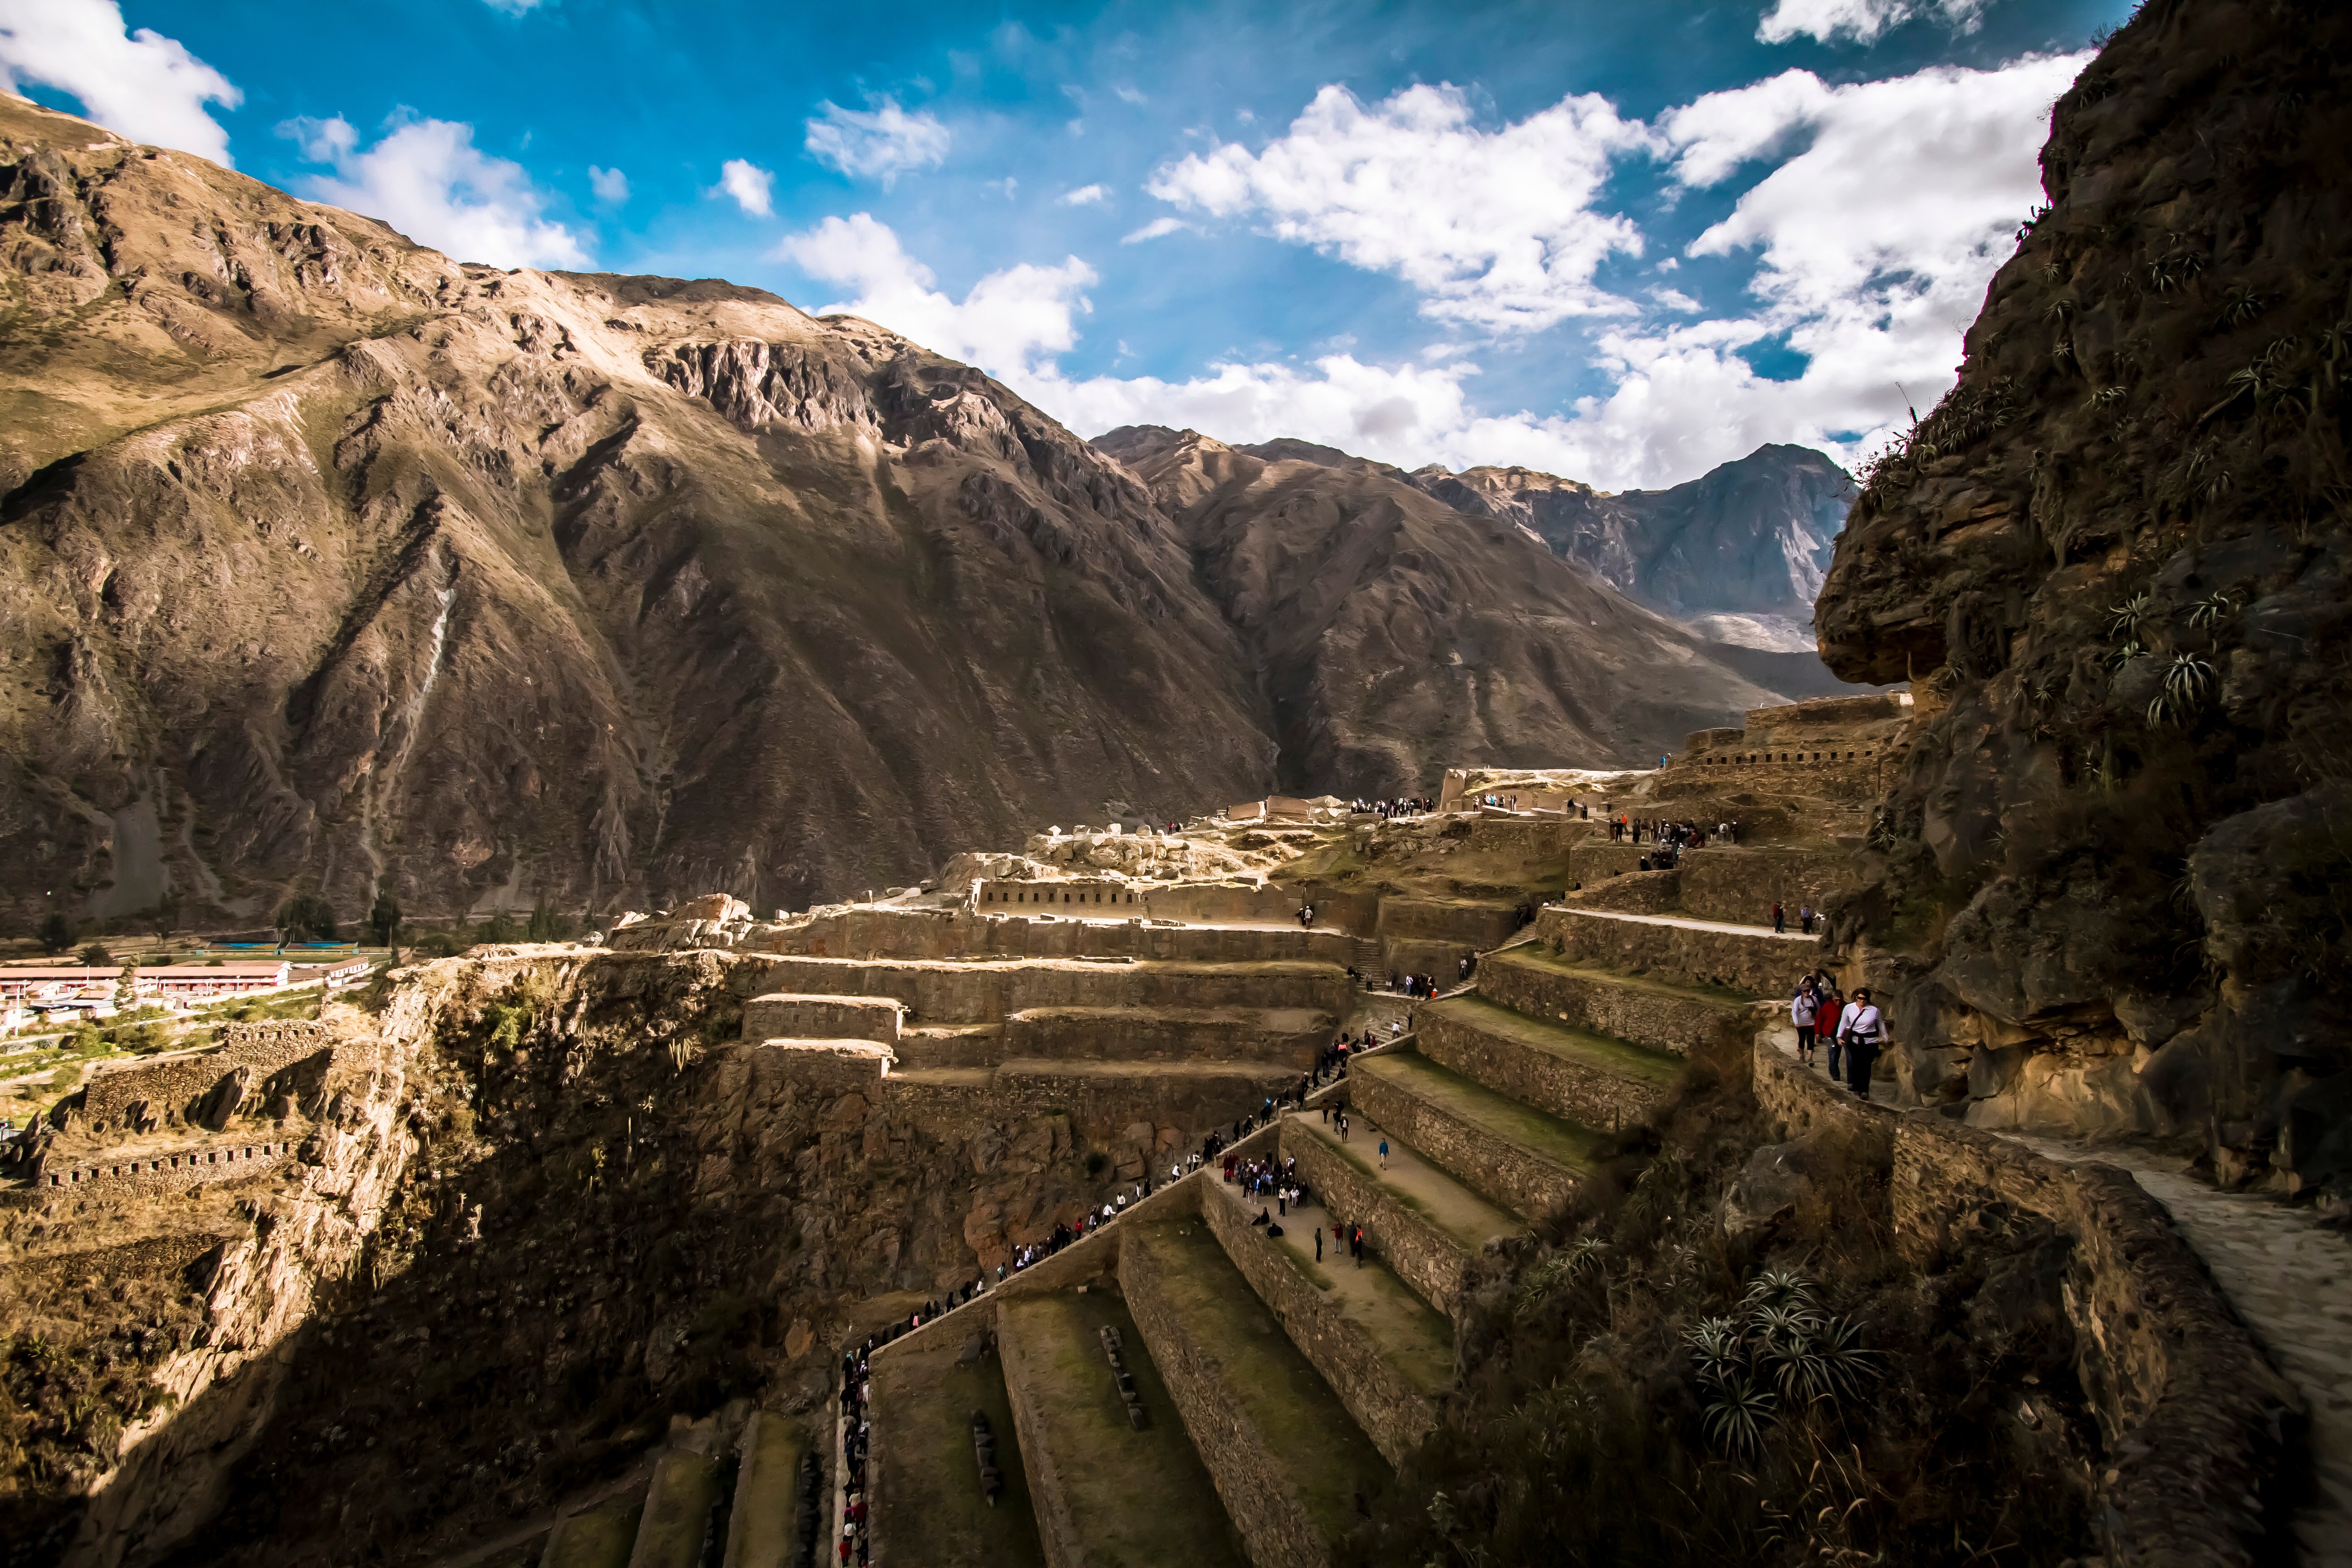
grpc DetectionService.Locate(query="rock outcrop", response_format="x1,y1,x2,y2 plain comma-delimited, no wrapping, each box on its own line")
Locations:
1813,0,2352,1197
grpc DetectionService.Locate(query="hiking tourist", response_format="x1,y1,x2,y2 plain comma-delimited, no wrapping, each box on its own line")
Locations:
1791,982,1818,1066
1841,988,1884,1097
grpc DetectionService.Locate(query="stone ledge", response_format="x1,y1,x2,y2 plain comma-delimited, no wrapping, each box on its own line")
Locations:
1475,949,1746,1058
1751,1039,2302,1568
1280,1124,1478,1318
1417,1001,1678,1133
1349,1061,1581,1222
1199,1180,1437,1467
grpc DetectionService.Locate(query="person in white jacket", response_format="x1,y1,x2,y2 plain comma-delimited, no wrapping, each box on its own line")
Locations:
1790,983,1819,1066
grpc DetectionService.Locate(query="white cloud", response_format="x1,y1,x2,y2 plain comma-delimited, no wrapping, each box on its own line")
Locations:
1146,82,1654,333
1122,216,1188,244
718,157,773,217
1059,182,1110,206
804,96,949,186
480,0,550,12
588,164,628,204
779,212,1093,378
1115,85,1147,105
0,0,240,165
1756,0,1985,45
280,114,589,270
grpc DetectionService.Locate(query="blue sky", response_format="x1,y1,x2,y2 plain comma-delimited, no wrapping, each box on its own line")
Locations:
2,0,2131,488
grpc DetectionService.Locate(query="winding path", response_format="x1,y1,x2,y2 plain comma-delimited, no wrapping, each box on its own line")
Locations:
1768,1027,2349,1565
1555,907,1823,941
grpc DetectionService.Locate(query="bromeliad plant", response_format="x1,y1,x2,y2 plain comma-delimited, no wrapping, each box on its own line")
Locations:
1686,1270,1881,1456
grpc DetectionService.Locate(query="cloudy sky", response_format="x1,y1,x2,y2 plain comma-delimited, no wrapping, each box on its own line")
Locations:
1,0,2127,489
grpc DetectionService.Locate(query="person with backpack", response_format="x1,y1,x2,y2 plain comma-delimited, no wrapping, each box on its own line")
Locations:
1841,988,1884,1097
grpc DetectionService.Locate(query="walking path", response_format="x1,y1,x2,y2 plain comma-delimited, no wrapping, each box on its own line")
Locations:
2004,1132,2352,1568
1768,1024,2347,1565
1555,907,1823,941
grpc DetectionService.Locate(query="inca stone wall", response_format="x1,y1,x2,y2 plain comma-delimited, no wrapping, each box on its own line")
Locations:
1117,1218,1328,1568
748,956,1350,1023
1562,868,1681,915
741,994,903,1044
1534,906,1814,998
1416,1009,1674,1133
1198,1179,1436,1466
1749,1039,2298,1568
1475,949,1747,1057
1350,1062,1578,1220
1279,1125,1473,1316
1674,848,1856,927
83,1023,333,1134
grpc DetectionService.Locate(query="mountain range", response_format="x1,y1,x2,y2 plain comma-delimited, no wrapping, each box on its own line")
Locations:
0,93,1856,926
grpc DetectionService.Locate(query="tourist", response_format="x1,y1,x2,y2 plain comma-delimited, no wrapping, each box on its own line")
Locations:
1842,988,1884,1097
1791,982,1818,1066
1821,978,1847,1080
1772,900,1785,933
1800,904,1815,934
1378,1137,1389,1170
1315,1227,1323,1262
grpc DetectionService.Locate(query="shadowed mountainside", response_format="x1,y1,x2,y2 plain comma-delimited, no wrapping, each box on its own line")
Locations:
1814,0,2352,1197
1095,425,1798,790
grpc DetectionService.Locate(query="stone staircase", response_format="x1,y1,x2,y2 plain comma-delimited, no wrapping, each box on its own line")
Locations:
853,897,1741,1568
534,1411,814,1568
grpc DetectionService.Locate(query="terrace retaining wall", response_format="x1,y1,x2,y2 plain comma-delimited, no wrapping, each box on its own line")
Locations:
1475,949,1747,1058
1417,1004,1675,1133
1533,907,1816,998
1279,1124,1476,1318
1349,1060,1578,1222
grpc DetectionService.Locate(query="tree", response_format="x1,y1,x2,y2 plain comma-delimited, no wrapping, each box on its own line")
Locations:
79,941,113,967
275,894,339,944
527,896,570,942
39,911,74,954
151,887,182,941
368,884,402,948
480,911,518,945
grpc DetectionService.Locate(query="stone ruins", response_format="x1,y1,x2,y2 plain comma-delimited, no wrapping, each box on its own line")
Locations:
0,693,2329,1568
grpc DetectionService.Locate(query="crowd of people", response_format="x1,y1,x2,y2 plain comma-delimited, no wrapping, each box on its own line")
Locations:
1608,815,1741,848
1790,968,1883,1096
1353,795,1435,818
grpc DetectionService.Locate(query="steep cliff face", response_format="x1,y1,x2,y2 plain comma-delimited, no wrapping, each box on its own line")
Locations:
1095,426,1795,791
1408,444,1855,620
1814,0,2352,1195
0,96,1272,930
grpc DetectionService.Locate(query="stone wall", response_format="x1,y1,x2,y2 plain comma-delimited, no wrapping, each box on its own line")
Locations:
1374,898,1524,948
1002,1007,1328,1068
83,1023,333,1135
1562,869,1680,914
1198,1180,1436,1467
0,1230,240,1295
749,955,1350,1024
1750,1039,2299,1568
1675,848,1855,927
18,1139,297,1206
1117,1215,1329,1568
765,905,1360,966
1416,1005,1675,1133
1279,1124,1472,1317
1475,949,1743,1058
1349,1061,1578,1221
741,994,902,1045
1568,843,1652,883
1534,906,1816,999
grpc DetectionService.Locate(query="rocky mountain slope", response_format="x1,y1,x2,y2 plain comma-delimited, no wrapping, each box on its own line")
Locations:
0,94,1278,930
1815,0,2352,1200
0,93,1853,935
1094,425,1796,788
1410,444,1856,623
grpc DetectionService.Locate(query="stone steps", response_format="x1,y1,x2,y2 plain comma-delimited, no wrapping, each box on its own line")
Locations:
1280,1115,1515,1317
1347,1052,1602,1222
1198,1178,1451,1466
1121,1216,1393,1565
1474,946,1750,1057
1417,994,1684,1132
995,1291,1249,1568
1530,905,1818,999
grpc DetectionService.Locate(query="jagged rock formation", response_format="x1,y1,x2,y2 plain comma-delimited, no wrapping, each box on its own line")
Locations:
1095,426,1803,791
0,95,1277,930
1407,443,1856,622
1815,0,2352,1198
